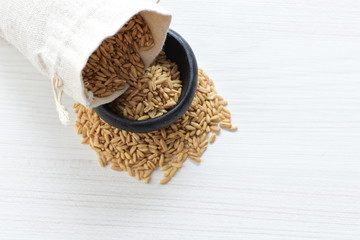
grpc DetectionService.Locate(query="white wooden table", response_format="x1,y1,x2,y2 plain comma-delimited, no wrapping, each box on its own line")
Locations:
1,1,360,239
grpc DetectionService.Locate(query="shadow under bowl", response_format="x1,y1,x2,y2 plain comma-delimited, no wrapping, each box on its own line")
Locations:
94,29,198,133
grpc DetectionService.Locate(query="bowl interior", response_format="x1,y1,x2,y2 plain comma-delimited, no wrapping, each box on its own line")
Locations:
163,33,191,100
94,29,198,133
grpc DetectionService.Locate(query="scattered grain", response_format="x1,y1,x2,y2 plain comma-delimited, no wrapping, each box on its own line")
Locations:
209,133,216,143
230,125,238,131
160,177,171,184
74,69,235,184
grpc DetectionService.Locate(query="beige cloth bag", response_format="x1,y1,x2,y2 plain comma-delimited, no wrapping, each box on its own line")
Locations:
0,0,171,124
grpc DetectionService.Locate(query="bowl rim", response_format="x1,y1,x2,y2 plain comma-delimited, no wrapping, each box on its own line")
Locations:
94,29,198,133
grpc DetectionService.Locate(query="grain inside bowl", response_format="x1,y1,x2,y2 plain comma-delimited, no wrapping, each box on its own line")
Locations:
82,13,154,98
110,51,182,120
74,69,236,184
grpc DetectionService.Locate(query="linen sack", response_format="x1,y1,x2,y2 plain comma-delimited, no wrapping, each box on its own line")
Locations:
0,0,171,124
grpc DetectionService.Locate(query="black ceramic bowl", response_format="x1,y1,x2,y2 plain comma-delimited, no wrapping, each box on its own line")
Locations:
94,29,198,133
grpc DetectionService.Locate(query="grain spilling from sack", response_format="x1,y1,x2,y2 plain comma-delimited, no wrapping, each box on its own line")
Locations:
82,14,154,97
74,69,236,184
110,51,181,120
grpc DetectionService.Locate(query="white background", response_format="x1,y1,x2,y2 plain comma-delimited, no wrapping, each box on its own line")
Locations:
1,0,360,239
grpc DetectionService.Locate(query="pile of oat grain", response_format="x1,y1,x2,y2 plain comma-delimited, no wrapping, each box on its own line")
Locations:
74,68,236,184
